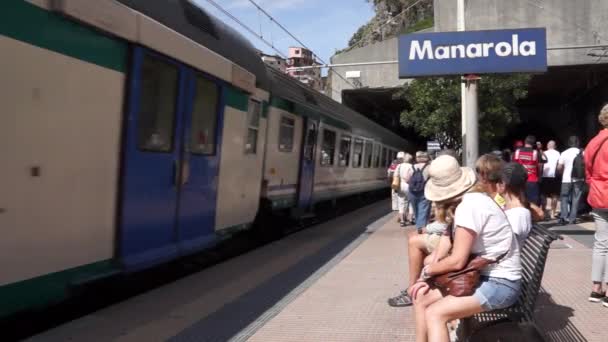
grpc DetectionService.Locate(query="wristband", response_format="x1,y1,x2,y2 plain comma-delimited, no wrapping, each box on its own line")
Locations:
421,266,432,281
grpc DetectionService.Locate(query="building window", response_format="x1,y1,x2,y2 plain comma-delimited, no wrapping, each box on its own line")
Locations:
320,129,336,166
364,141,373,168
352,138,363,168
279,116,295,152
338,135,352,167
137,55,178,153
190,76,219,155
245,100,261,154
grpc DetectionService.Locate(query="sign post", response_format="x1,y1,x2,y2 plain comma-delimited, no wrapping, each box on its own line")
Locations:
464,74,479,167
457,0,470,166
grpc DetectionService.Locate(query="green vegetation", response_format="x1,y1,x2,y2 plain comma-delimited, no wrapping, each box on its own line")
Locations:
395,75,531,149
402,17,434,34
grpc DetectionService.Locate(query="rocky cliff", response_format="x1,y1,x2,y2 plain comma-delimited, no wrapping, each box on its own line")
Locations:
338,0,433,54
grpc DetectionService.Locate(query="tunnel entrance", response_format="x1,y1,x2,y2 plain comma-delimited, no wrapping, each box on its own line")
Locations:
503,63,608,151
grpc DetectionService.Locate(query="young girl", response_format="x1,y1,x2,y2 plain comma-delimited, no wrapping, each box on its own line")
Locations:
499,162,533,244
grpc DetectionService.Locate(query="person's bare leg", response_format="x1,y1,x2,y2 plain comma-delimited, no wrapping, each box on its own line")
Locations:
413,288,444,342
426,295,484,342
592,281,603,293
408,234,427,288
551,194,558,219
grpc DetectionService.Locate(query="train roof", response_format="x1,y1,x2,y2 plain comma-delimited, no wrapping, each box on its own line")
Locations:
267,67,410,149
117,0,270,91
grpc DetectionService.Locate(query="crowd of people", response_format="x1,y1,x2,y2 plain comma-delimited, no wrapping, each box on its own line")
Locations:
384,105,608,341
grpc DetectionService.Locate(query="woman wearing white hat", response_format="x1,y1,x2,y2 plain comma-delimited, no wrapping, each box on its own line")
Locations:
409,155,522,342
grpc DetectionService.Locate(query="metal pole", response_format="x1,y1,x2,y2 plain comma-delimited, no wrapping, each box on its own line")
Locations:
465,77,479,167
457,0,469,166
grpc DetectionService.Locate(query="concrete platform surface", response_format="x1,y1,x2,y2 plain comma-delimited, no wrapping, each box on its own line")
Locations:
28,201,607,342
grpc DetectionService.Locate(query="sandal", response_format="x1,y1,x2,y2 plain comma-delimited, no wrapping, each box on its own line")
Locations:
388,292,413,307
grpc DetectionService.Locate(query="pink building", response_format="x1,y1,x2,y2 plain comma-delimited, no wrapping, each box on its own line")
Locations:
260,53,287,73
286,47,322,91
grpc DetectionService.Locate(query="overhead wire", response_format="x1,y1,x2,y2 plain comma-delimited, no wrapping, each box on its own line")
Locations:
523,0,607,43
202,0,287,59
202,0,405,125
245,0,410,127
246,0,362,91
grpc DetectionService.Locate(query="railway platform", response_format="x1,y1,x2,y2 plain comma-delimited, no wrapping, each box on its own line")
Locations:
28,201,607,342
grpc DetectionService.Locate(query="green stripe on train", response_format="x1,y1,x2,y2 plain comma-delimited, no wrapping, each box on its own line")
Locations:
0,0,127,72
225,87,250,112
0,260,116,318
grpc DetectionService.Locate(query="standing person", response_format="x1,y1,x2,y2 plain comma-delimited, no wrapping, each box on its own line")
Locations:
513,135,545,207
585,105,608,304
388,152,405,222
541,140,561,219
408,151,431,233
397,153,414,227
557,136,584,225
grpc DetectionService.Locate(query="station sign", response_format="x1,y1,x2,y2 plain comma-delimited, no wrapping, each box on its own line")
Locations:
427,140,441,152
398,28,547,78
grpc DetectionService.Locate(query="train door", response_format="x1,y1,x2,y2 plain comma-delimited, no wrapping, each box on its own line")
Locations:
176,73,222,255
119,48,221,270
296,117,318,212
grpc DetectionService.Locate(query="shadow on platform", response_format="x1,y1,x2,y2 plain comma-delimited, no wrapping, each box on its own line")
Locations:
535,290,588,342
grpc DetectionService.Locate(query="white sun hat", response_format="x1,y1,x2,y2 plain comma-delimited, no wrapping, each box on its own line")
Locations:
424,155,477,202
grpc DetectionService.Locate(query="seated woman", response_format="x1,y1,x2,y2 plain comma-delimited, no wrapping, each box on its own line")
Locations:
410,155,522,342
388,154,505,308
476,153,543,222
499,162,533,244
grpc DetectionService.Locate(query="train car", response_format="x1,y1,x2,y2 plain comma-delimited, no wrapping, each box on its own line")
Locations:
0,0,409,318
262,68,409,216
0,0,271,317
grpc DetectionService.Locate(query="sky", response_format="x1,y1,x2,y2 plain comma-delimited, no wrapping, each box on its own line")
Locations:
193,0,375,66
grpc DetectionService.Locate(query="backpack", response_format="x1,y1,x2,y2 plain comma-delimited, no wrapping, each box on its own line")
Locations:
408,164,428,194
571,149,585,180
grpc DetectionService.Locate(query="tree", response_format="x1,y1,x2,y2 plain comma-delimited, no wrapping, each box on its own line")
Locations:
395,74,530,150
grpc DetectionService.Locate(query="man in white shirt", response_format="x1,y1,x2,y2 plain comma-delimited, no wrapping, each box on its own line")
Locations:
541,140,561,219
557,136,584,225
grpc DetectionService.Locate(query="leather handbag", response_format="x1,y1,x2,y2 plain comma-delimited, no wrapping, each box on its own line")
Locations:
391,165,401,191
429,252,507,297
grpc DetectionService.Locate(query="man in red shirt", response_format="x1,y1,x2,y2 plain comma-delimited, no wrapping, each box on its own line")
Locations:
586,104,608,305
513,135,546,206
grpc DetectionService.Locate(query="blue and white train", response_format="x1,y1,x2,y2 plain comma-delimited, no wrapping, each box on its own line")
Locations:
0,0,410,317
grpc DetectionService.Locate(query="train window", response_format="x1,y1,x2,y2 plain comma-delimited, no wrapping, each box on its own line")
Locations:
352,138,363,168
304,122,317,161
382,147,388,167
373,144,381,168
320,129,336,166
190,76,219,155
137,55,178,153
338,135,351,167
279,116,295,152
245,100,261,154
364,141,373,168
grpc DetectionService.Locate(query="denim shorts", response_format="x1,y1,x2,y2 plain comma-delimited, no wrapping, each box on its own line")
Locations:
473,276,521,311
